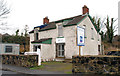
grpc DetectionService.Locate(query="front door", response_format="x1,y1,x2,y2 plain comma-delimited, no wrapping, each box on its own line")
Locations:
56,43,65,57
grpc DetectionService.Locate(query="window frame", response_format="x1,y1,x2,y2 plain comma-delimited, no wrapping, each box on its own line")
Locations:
91,28,94,40
56,43,65,57
36,32,39,40
58,24,63,37
5,46,12,53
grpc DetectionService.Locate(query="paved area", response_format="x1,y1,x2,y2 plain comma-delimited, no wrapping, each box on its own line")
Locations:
2,64,64,74
1,69,19,74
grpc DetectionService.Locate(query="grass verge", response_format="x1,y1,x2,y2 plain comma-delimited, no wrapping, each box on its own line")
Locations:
29,65,44,70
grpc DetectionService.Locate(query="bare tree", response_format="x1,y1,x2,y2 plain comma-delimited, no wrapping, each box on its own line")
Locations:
0,0,10,19
24,25,29,37
0,0,10,32
104,16,118,43
92,16,106,33
0,0,10,42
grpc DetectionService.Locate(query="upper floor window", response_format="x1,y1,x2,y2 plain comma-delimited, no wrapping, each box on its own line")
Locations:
36,33,38,40
34,29,39,40
91,28,94,40
5,46,12,53
58,24,63,37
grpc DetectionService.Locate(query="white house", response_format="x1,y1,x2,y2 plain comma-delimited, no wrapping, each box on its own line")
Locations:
29,5,101,61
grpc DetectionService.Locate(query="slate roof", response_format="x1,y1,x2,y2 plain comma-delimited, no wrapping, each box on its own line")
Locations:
29,14,98,33
66,15,86,25
40,22,56,31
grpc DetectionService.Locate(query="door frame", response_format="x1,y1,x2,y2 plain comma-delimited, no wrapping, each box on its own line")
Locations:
56,43,65,58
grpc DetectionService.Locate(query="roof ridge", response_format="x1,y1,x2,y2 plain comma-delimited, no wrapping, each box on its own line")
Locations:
53,15,83,23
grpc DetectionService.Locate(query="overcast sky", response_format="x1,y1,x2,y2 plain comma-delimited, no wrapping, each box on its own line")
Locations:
1,0,119,35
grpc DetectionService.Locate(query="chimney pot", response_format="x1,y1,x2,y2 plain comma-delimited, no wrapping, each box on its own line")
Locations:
43,16,49,24
82,5,89,15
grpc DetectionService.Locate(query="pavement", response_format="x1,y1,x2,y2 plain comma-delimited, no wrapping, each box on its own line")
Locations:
2,64,64,74
1,69,19,74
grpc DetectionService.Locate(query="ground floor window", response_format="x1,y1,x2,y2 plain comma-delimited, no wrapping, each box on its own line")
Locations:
56,43,65,57
33,45,41,52
98,45,100,54
5,46,12,53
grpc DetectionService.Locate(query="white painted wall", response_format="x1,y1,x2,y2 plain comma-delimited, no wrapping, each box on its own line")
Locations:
63,26,79,59
29,33,34,52
77,16,100,55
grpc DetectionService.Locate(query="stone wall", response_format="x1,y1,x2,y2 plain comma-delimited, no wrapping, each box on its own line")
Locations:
2,55,38,67
72,55,120,75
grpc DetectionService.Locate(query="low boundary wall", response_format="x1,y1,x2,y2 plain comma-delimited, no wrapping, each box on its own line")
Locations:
2,55,38,67
72,55,120,75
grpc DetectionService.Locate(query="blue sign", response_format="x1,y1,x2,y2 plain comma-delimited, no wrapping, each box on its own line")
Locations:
77,26,85,46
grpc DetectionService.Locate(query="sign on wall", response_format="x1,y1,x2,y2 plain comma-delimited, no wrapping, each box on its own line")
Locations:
77,26,85,46
56,38,65,43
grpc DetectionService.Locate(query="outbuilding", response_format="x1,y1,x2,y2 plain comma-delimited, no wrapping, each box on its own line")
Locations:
0,43,20,55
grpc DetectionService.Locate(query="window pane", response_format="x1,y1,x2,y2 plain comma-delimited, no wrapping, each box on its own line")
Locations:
62,45,64,50
59,51,61,56
36,33,38,40
59,45,61,50
5,46,12,53
58,25,63,36
62,51,64,56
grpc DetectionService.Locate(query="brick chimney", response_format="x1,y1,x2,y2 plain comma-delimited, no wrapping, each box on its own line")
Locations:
82,5,89,15
43,16,49,24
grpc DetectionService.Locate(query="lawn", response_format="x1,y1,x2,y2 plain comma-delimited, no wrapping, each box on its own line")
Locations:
30,61,72,74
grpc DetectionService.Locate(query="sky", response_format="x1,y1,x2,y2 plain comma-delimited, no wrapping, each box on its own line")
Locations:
0,0,120,35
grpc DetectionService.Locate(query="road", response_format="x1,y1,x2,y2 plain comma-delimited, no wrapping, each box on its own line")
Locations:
1,69,20,74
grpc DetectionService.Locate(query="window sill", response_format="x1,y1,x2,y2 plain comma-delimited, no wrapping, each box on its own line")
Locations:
57,36,64,38
56,57,65,58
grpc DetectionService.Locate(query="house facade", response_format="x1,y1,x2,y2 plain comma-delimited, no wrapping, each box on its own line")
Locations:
29,5,101,61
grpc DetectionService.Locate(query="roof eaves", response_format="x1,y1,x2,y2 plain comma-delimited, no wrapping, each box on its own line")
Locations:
55,20,64,23
63,24,76,27
39,26,56,32
29,30,34,34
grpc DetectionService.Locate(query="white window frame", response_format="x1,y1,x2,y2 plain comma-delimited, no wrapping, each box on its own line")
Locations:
57,44,64,57
5,46,12,53
58,24,63,37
